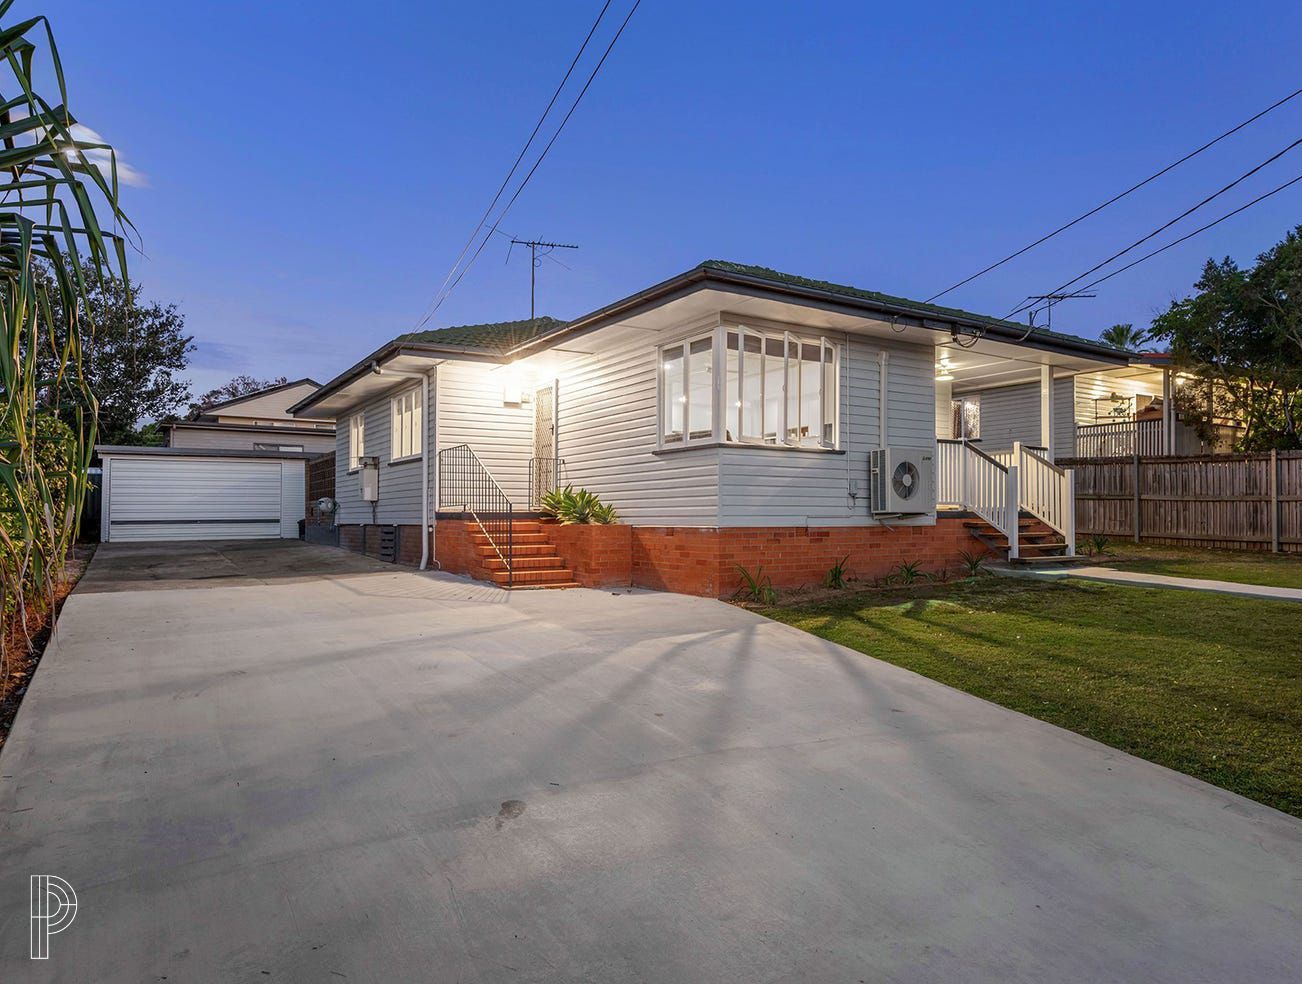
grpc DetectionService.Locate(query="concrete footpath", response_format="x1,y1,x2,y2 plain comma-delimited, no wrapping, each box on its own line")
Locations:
1006,563,1302,601
2,541,1301,982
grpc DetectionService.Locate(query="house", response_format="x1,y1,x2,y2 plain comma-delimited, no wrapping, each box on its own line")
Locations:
167,378,335,454
289,261,1131,596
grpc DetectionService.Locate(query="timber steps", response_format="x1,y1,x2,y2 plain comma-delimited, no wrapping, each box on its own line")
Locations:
471,519,580,589
963,513,1075,565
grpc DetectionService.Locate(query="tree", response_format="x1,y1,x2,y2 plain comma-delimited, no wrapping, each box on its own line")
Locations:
187,375,288,419
0,8,131,641
40,270,194,445
1151,227,1302,451
1099,322,1151,351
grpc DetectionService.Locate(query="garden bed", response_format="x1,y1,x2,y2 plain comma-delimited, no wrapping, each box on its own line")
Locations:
0,544,94,753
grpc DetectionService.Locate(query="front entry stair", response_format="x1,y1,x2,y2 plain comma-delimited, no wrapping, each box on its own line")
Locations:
473,519,580,588
964,512,1076,565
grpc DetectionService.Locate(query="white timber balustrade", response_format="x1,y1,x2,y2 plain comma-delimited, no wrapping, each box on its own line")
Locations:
936,440,1077,560
937,439,1018,557
1013,442,1076,555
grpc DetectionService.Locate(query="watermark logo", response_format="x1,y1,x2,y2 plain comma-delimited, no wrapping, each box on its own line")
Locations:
30,875,77,960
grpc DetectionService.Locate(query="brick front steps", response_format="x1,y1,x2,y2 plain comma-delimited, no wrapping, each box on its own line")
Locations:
472,520,580,589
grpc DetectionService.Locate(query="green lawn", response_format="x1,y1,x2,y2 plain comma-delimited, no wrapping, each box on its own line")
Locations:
762,576,1302,818
1088,541,1302,590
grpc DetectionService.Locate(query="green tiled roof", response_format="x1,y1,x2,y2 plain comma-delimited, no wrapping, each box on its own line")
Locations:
696,260,1122,351
395,316,565,355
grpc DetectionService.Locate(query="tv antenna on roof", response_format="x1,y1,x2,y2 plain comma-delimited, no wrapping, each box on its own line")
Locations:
1022,291,1096,332
508,238,579,320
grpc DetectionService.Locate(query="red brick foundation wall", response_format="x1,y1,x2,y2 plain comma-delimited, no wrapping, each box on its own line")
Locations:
545,522,632,588
631,518,989,598
348,517,987,596
433,520,490,579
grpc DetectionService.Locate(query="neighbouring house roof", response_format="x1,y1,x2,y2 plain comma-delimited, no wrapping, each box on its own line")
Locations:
168,420,335,437
200,377,323,415
96,445,318,460
290,261,1131,416
393,317,565,356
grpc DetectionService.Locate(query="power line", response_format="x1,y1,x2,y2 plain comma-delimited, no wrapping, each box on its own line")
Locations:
415,0,613,329
1005,135,1302,320
1065,172,1302,297
925,86,1302,304
416,0,642,329
1010,171,1302,340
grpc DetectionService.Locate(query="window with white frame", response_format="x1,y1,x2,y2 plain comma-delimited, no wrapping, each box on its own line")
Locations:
390,387,423,460
660,325,838,448
348,413,365,469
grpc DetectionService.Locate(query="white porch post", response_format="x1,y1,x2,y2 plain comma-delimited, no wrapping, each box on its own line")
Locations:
1065,467,1077,557
1040,365,1054,457
1161,367,1173,454
1007,441,1021,561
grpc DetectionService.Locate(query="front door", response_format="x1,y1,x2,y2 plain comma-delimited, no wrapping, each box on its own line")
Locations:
531,381,558,508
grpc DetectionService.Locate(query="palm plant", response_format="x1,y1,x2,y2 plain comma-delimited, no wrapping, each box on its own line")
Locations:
1100,323,1151,352
0,4,130,663
539,485,618,524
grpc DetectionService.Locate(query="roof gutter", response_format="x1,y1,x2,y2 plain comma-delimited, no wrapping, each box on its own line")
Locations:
288,341,507,416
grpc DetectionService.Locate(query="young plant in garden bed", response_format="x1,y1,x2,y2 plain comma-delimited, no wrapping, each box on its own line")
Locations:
824,555,851,590
735,565,777,605
959,549,987,577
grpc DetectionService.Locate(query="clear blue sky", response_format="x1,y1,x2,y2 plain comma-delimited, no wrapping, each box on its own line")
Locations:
35,0,1302,395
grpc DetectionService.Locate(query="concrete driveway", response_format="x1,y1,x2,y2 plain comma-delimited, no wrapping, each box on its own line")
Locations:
2,541,1300,982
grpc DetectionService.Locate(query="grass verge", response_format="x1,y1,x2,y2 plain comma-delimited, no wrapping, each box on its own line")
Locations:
761,575,1302,818
1084,540,1302,590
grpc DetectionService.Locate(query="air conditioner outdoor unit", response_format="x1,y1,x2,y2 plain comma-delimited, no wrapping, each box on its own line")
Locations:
869,447,936,515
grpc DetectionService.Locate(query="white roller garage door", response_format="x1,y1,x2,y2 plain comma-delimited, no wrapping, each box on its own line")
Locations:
102,454,305,542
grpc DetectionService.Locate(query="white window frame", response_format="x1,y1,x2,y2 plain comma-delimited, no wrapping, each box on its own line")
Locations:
390,387,423,462
348,412,365,470
658,324,839,450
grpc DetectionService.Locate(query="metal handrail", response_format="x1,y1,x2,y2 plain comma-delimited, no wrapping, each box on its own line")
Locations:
437,444,515,587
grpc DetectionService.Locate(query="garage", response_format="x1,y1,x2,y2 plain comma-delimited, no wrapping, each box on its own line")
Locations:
97,446,308,543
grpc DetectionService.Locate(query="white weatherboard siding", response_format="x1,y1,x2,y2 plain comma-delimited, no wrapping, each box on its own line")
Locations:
436,361,533,504
970,378,1075,456
1073,369,1160,424
718,335,935,526
552,323,719,526
102,455,305,542
334,377,435,527
934,378,953,439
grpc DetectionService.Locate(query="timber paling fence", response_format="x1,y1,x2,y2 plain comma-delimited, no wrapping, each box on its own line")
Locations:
1057,451,1302,553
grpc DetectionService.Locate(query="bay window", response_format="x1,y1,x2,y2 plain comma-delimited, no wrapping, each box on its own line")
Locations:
660,325,838,449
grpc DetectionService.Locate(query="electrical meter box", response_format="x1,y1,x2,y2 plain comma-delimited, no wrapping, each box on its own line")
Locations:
359,456,380,502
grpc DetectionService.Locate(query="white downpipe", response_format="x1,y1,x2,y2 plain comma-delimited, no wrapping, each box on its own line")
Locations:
879,350,889,447
376,365,433,570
